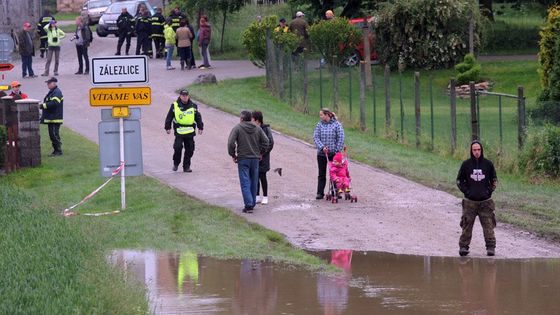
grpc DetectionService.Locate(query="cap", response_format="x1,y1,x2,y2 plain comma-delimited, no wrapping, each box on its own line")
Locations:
179,89,189,95
10,81,21,88
279,17,286,22
23,22,32,28
45,77,58,83
49,20,57,24
296,11,305,17
333,152,343,163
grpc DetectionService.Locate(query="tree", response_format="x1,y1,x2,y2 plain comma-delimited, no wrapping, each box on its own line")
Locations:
479,0,494,21
288,0,378,19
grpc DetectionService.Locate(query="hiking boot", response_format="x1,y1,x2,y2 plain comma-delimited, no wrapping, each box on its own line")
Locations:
459,247,470,257
486,248,495,256
172,165,178,171
261,197,269,205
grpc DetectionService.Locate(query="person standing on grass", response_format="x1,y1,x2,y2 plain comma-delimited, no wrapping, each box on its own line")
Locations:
457,140,498,257
198,15,212,69
41,77,64,156
164,18,176,70
41,20,65,77
165,89,203,172
18,22,37,79
252,111,274,205
228,111,269,213
313,108,345,200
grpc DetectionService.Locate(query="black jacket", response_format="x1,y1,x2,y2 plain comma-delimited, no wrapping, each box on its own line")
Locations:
117,12,134,34
164,98,203,137
18,30,35,56
41,86,63,123
37,14,55,37
456,141,497,201
259,124,274,172
150,13,165,37
135,14,152,35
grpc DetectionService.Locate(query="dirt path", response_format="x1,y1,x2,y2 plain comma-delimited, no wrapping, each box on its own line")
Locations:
9,37,560,259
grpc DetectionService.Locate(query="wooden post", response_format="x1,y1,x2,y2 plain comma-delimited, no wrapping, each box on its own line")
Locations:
362,20,372,87
414,72,421,149
359,61,366,130
450,78,457,153
517,86,526,149
469,81,478,141
384,65,391,132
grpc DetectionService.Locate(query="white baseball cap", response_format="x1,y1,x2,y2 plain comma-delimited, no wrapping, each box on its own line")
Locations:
296,11,305,17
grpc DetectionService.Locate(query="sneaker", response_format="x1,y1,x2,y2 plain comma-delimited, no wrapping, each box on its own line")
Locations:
199,66,206,70
242,206,254,213
167,67,175,70
459,247,469,257
31,75,38,78
41,73,49,76
261,196,269,205
256,195,262,204
486,248,495,256
172,165,178,171
315,194,324,200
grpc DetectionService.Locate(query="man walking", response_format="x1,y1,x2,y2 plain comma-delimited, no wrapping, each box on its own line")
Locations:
115,7,134,55
41,77,64,156
18,22,36,79
228,111,269,213
164,89,204,172
457,140,498,257
73,16,92,75
150,7,166,59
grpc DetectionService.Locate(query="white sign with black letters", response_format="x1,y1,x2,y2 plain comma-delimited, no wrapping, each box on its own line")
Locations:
91,56,149,85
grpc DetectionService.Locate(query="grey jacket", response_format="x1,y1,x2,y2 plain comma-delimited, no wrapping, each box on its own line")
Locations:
228,121,269,160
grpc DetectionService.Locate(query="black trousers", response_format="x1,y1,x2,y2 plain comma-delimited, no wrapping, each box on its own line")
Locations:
187,46,196,67
76,45,89,73
153,36,165,57
136,33,150,56
173,136,195,169
117,33,131,54
48,123,62,153
257,172,268,196
40,38,48,56
317,153,334,196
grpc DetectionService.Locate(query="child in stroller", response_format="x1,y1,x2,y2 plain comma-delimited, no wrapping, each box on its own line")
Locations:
326,151,357,203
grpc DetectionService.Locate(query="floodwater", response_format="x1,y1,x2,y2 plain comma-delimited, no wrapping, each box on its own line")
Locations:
110,250,560,314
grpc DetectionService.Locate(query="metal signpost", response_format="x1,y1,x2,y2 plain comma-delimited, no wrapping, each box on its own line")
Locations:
90,56,150,209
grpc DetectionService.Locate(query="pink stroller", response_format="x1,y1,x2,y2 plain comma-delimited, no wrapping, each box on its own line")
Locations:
325,147,357,203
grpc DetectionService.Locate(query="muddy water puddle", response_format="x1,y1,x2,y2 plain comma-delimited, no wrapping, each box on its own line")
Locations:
110,250,560,314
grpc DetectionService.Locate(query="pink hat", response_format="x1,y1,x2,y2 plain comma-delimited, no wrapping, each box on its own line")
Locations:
333,152,343,163
23,22,31,28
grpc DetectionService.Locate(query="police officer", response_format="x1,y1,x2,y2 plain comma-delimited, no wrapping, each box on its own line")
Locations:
115,7,134,55
37,9,55,58
164,89,204,172
41,77,64,156
150,7,166,58
457,140,498,257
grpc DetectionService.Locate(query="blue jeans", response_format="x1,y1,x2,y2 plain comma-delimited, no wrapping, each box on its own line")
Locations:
201,41,210,67
237,158,259,208
165,45,174,68
21,55,34,77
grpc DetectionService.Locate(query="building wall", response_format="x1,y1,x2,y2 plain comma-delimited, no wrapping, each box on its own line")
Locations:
0,0,42,34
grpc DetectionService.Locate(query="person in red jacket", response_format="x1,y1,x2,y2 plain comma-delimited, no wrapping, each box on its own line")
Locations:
9,81,28,100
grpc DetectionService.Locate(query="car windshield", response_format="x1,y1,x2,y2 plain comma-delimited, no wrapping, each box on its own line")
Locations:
89,0,112,9
107,2,136,14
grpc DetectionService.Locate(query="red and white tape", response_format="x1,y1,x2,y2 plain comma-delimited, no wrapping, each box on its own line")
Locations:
62,162,125,217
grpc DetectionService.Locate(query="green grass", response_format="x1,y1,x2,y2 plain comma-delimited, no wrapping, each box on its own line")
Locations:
0,125,328,313
54,12,80,21
187,63,560,240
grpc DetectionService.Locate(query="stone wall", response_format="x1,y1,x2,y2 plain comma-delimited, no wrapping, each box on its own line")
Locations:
0,0,42,34
57,0,83,13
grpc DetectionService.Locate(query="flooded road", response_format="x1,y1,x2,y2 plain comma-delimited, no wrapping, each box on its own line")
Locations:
110,250,560,314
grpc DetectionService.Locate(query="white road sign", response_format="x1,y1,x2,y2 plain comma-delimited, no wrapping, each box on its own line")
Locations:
91,56,149,85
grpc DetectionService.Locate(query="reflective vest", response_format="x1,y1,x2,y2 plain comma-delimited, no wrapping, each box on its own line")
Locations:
173,102,195,135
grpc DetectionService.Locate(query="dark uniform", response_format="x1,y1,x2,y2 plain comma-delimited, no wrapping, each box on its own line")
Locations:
169,10,185,32
41,77,64,156
116,10,134,55
135,11,152,57
37,11,55,58
164,94,204,172
457,140,498,256
150,11,166,58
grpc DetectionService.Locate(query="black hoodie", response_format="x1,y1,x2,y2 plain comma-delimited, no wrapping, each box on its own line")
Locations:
456,140,498,201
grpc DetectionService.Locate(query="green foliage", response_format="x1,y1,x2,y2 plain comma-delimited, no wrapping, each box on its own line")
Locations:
520,124,560,178
242,16,276,68
0,125,6,169
538,6,560,91
530,100,560,125
272,28,300,54
308,17,360,66
481,21,540,53
455,53,482,85
375,0,482,70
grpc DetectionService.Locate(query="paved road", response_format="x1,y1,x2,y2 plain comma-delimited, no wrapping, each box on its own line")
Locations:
6,36,560,258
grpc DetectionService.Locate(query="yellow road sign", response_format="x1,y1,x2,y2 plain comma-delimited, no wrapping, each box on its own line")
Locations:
90,87,151,106
112,106,130,118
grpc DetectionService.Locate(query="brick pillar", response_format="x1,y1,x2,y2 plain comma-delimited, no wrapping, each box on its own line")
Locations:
15,98,42,167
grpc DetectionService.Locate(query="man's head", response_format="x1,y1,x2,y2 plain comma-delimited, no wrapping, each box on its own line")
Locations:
325,10,334,19
23,22,32,31
240,110,252,122
10,81,21,93
179,89,190,103
121,7,128,14
156,7,162,14
296,11,305,18
471,140,483,159
45,77,57,89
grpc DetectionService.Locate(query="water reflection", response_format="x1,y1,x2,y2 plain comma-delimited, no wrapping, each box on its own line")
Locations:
110,250,560,315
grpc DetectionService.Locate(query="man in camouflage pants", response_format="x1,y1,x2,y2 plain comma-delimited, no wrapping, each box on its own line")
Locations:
457,140,498,257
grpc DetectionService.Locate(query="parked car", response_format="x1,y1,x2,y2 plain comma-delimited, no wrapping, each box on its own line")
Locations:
343,17,379,67
82,0,113,25
96,0,154,37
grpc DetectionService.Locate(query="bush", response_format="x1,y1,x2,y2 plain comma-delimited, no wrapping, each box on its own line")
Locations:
520,124,560,178
308,17,361,66
455,53,482,85
530,100,560,125
0,125,6,170
374,0,482,70
481,21,540,52
538,6,560,92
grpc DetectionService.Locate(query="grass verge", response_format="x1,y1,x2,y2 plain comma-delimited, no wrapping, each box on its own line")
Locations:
187,71,560,240
0,126,328,313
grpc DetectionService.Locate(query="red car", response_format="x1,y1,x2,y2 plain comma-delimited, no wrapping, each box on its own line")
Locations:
343,17,378,67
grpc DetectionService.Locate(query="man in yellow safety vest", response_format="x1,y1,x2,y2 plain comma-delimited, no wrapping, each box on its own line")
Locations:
164,89,204,172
